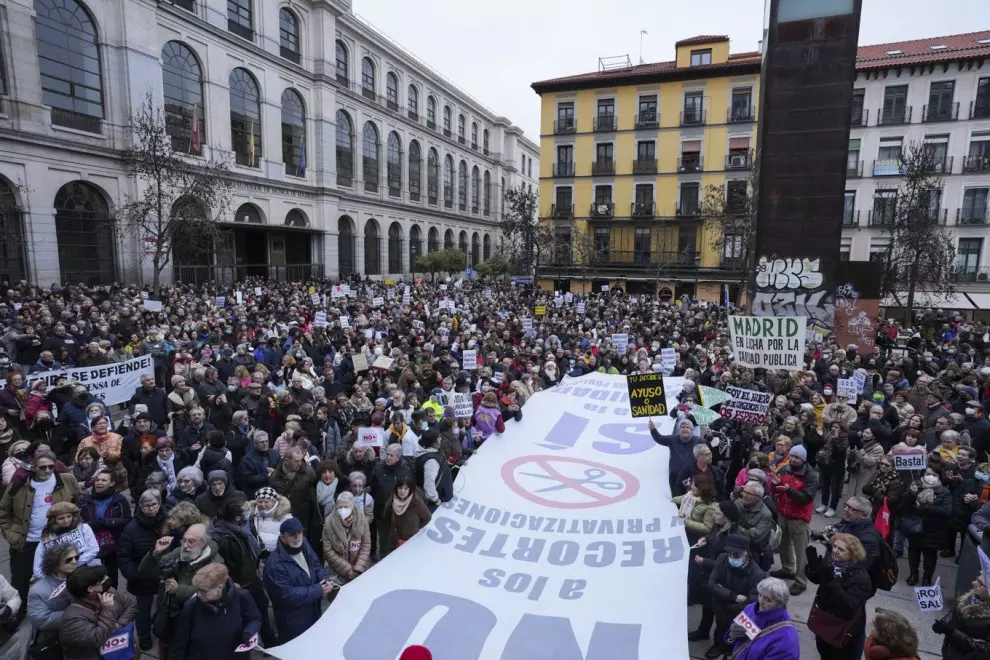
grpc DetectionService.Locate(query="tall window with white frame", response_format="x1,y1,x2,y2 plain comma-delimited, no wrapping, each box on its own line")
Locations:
335,40,348,85
386,72,398,111
471,122,478,150
483,129,490,156
407,86,418,120
957,238,983,281
278,8,300,64
483,171,491,216
443,155,454,208
281,88,306,177
471,166,480,213
387,131,402,197
227,0,253,41
962,187,989,225
458,161,468,210
336,110,353,187
162,41,204,154
408,141,421,202
361,57,375,100
458,115,466,143
427,148,439,205
443,106,452,137
426,96,437,129
229,68,261,168
363,122,380,192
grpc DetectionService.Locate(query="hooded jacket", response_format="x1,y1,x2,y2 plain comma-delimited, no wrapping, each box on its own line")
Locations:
194,474,244,520
321,506,371,581
937,589,990,660
728,601,800,660
28,573,69,634
245,496,293,553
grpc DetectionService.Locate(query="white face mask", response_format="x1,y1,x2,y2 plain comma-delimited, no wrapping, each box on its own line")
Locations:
922,475,939,488
337,507,353,519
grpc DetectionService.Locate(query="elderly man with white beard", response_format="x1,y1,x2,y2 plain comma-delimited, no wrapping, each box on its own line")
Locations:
138,523,225,656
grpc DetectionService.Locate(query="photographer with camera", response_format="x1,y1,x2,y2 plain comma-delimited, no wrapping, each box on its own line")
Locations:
137,523,224,658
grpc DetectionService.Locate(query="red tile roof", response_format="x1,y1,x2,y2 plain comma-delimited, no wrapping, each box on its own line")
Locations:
531,30,990,93
855,30,990,70
675,35,729,47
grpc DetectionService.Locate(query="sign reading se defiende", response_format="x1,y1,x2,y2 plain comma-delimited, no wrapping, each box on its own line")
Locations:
267,372,689,660
0,354,154,408
627,372,667,418
728,315,807,371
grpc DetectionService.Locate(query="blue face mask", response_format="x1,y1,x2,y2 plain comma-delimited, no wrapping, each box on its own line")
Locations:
228,385,238,392
977,472,990,482
728,557,745,568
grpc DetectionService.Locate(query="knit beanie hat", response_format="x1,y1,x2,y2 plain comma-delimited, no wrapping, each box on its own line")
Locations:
717,500,741,524
208,470,228,484
789,445,808,461
255,487,278,502
399,646,433,660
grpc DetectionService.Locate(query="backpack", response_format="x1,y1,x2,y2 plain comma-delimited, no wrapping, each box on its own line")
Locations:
869,533,899,591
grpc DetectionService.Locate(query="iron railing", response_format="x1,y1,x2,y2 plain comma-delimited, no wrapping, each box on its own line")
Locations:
963,155,990,173
851,109,868,127
728,106,754,122
843,210,860,227
923,102,959,122
631,202,655,218
678,156,703,172
957,208,990,225
847,161,864,178
970,101,990,120
173,263,324,286
554,118,576,134
593,116,616,132
726,152,752,170
51,108,102,134
632,159,658,174
680,109,706,126
591,161,615,176
878,106,912,125
635,112,659,128
589,202,614,217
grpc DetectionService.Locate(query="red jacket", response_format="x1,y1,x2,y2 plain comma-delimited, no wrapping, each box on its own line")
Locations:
773,466,818,523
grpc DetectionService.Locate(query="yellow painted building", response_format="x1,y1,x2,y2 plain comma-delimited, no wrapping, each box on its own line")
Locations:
531,35,760,300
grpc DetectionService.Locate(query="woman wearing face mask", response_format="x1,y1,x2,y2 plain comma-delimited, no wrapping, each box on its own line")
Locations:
804,533,872,660
932,574,990,660
78,471,132,589
1,441,30,487
900,469,952,586
169,563,261,660
321,491,371,588
32,502,101,579
378,475,431,559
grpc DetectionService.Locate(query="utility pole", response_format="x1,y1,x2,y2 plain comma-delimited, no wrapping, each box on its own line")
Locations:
639,30,648,65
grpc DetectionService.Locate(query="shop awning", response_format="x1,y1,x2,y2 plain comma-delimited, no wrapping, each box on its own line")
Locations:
964,293,990,310
881,292,974,310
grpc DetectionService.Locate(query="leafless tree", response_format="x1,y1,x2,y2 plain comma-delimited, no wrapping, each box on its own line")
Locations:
701,164,758,301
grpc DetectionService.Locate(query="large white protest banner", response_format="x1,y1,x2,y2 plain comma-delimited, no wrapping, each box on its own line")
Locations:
728,315,807,371
720,387,772,424
1,355,154,408
269,373,688,660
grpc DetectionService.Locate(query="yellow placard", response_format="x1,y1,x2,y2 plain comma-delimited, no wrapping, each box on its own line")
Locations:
308,286,316,294
385,279,396,285
535,305,546,316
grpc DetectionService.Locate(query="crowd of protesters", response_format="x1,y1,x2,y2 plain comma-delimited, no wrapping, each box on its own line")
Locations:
0,275,986,658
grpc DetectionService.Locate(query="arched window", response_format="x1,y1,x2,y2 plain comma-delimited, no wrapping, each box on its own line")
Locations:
483,129,490,155
407,85,419,120
361,57,375,99
471,232,481,266
336,110,353,187
278,8,300,64
335,40,348,84
35,0,104,132
281,89,306,177
234,203,263,223
428,227,440,253
227,0,253,40
385,72,398,110
229,68,261,168
457,161,467,210
444,228,454,251
483,234,492,261
410,224,423,266
457,114,465,143
427,96,437,129
285,210,307,227
0,179,25,283
426,148,439,205
458,230,468,254
471,166,480,213
388,221,403,274
442,105,452,136
54,181,115,285
443,155,454,208
338,216,355,275
162,41,204,154
483,171,491,216
408,140,422,202
362,122,380,192
364,220,381,275
471,122,478,149
386,131,401,197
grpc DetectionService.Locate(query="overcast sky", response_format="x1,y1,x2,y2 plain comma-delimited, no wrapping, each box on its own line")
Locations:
355,0,987,143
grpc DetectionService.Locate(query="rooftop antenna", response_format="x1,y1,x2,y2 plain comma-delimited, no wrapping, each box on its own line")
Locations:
639,29,648,64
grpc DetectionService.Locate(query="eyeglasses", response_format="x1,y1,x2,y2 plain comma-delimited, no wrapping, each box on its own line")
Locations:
63,555,79,564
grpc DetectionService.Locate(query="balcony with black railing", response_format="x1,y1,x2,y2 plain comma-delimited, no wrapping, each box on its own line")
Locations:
963,155,990,173
957,267,990,283
589,202,615,218
851,109,868,127
634,112,659,129
443,128,451,138
873,159,905,177
632,159,658,174
678,155,703,172
552,162,575,177
929,156,954,175
728,106,754,122
868,210,894,226
631,202,655,218
878,106,912,125
50,108,102,134
593,116,616,132
677,202,700,217
957,208,989,225
923,102,959,122
846,161,864,179
680,109,706,126
471,142,478,151
726,151,752,170
924,208,948,224
591,161,615,176
550,204,573,219
970,101,990,120
554,118,576,134
843,210,860,227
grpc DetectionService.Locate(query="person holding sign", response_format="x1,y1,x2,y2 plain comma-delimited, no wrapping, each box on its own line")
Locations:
902,469,952,587
932,574,990,660
725,578,799,660
805,533,872,660
169,563,261,660
650,418,705,497
703,532,767,659
58,565,138,660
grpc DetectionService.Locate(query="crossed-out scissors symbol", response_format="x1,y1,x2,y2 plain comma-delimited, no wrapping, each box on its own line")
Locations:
521,467,624,493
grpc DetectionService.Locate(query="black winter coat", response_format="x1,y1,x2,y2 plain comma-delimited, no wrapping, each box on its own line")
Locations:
937,591,990,660
169,581,261,660
706,554,766,604
369,459,414,520
237,448,280,498
901,485,953,549
78,491,132,556
118,510,166,596
806,558,872,646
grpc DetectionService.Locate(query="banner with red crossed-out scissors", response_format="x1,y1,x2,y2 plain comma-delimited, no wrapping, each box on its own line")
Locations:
270,372,689,660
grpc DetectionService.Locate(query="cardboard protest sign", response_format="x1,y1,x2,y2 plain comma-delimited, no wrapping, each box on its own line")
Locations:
565,292,574,303
339,316,350,329
355,427,385,456
0,355,154,408
728,315,807,371
461,349,477,370
661,348,677,370
719,387,772,424
576,302,586,316
332,286,346,299
535,306,547,316
311,293,321,306
611,334,629,354
892,446,926,471
373,297,384,307
853,371,867,393
688,404,722,426
313,312,328,328
352,352,369,372
732,610,761,641
235,291,243,305
143,300,163,312
915,577,943,613
626,373,667,418
836,378,858,404
372,355,393,371
254,287,262,296
451,392,474,418
214,296,226,307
